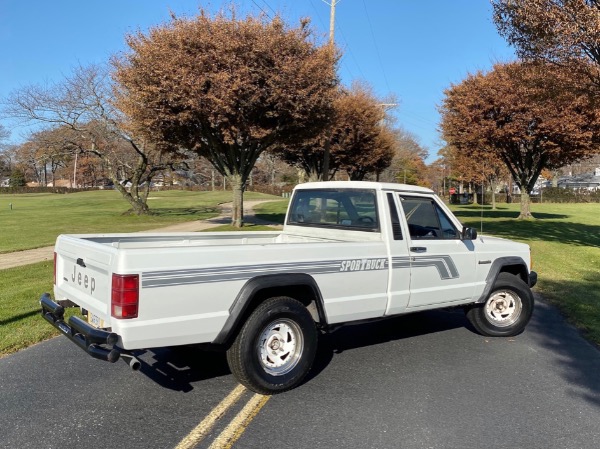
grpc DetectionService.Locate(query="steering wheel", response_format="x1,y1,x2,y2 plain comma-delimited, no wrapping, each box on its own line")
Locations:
357,216,375,225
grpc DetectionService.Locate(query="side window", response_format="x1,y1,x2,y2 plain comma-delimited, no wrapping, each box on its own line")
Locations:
399,196,458,240
287,189,379,231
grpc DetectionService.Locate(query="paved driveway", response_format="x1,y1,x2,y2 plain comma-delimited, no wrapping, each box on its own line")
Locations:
1,296,599,449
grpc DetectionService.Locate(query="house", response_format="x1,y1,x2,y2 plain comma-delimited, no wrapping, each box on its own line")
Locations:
556,167,600,191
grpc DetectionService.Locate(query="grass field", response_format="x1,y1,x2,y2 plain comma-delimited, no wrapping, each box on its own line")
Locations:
1,196,598,357
0,261,59,355
0,189,278,253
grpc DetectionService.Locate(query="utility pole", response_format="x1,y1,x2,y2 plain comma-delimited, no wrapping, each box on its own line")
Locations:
327,0,337,43
321,0,340,182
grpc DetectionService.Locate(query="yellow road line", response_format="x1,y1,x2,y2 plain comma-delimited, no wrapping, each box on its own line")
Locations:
207,393,271,449
174,384,247,449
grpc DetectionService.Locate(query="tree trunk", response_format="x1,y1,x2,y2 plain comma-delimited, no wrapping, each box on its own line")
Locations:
490,179,497,210
307,170,320,182
229,173,244,228
518,191,533,219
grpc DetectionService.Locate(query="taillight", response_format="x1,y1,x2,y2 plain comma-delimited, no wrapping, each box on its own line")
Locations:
111,274,139,319
53,252,57,285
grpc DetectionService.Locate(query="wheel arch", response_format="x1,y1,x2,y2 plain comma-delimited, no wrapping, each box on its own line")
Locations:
475,256,530,304
212,273,326,346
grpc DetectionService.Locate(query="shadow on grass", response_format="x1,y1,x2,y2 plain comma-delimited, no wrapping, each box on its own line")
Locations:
149,206,219,218
254,212,286,224
0,310,39,327
453,206,568,220
452,208,600,248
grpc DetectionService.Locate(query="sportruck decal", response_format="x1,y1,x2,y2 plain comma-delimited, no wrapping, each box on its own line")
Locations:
339,258,387,272
142,255,459,289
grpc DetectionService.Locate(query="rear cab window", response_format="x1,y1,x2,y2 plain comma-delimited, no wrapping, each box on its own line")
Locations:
287,189,380,232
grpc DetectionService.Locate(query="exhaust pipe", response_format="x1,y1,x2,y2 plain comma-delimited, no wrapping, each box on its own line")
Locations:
121,353,141,371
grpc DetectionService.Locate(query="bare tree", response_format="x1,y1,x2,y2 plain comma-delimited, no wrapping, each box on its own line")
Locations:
2,64,182,214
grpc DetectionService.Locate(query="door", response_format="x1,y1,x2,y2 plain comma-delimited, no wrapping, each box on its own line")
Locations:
398,194,477,309
385,192,412,315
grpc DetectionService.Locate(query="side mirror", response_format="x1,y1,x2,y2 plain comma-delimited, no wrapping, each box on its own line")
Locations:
462,227,478,240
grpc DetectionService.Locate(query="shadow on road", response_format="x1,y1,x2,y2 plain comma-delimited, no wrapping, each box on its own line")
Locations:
133,299,600,408
306,308,468,385
137,346,231,392
527,297,600,409
136,309,467,393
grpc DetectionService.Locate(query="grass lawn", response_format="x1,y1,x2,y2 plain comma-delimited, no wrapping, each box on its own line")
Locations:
0,261,64,356
0,189,279,253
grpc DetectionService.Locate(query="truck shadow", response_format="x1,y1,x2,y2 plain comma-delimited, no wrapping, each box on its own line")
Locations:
137,346,231,392
136,308,468,393
136,298,600,410
306,308,469,384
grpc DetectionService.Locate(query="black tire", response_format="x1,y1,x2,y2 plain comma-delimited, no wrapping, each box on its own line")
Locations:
466,272,534,337
226,296,318,394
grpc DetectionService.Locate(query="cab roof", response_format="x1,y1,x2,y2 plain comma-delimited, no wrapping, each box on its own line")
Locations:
293,180,434,194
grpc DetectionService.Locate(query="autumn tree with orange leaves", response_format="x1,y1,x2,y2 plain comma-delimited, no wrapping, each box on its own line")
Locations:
113,10,339,227
493,0,600,88
440,61,600,219
281,82,395,181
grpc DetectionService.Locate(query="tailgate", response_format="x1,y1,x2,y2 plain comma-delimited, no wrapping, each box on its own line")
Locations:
54,235,115,325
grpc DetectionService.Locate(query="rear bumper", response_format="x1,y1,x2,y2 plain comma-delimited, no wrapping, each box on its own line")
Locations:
40,293,122,363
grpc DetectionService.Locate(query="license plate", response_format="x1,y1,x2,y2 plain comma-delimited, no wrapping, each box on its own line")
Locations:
87,312,105,328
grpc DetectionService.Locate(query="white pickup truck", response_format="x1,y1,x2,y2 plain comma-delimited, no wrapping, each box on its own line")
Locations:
41,181,537,394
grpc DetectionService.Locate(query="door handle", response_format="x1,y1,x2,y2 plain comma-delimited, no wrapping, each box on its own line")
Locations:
410,247,427,253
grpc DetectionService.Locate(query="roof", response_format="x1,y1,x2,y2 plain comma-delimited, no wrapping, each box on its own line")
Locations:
293,180,433,194
557,171,600,187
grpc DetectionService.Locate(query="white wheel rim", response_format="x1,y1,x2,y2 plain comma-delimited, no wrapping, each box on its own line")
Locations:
258,318,304,376
485,290,522,327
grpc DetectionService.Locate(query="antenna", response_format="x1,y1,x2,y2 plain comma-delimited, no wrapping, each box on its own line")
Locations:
480,184,484,234
480,165,485,235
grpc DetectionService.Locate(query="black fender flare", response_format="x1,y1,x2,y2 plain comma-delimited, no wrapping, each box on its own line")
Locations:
212,273,327,346
475,256,533,304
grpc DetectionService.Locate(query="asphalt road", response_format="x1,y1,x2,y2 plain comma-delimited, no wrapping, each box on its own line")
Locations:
1,296,599,449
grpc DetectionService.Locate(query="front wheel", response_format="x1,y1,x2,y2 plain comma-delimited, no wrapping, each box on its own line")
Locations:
226,297,317,394
466,272,534,337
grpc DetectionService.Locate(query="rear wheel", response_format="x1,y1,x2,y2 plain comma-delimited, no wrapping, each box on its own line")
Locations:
466,272,534,337
226,296,317,394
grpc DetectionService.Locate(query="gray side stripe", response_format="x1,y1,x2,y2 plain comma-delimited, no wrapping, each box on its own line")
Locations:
408,255,459,279
142,255,459,288
142,260,369,289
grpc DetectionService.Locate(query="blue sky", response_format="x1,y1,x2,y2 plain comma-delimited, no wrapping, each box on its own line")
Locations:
0,1,515,162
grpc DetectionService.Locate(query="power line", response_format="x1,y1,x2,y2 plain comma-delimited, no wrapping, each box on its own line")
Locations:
336,23,366,80
259,0,277,16
251,0,272,19
361,0,392,93
308,0,328,31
